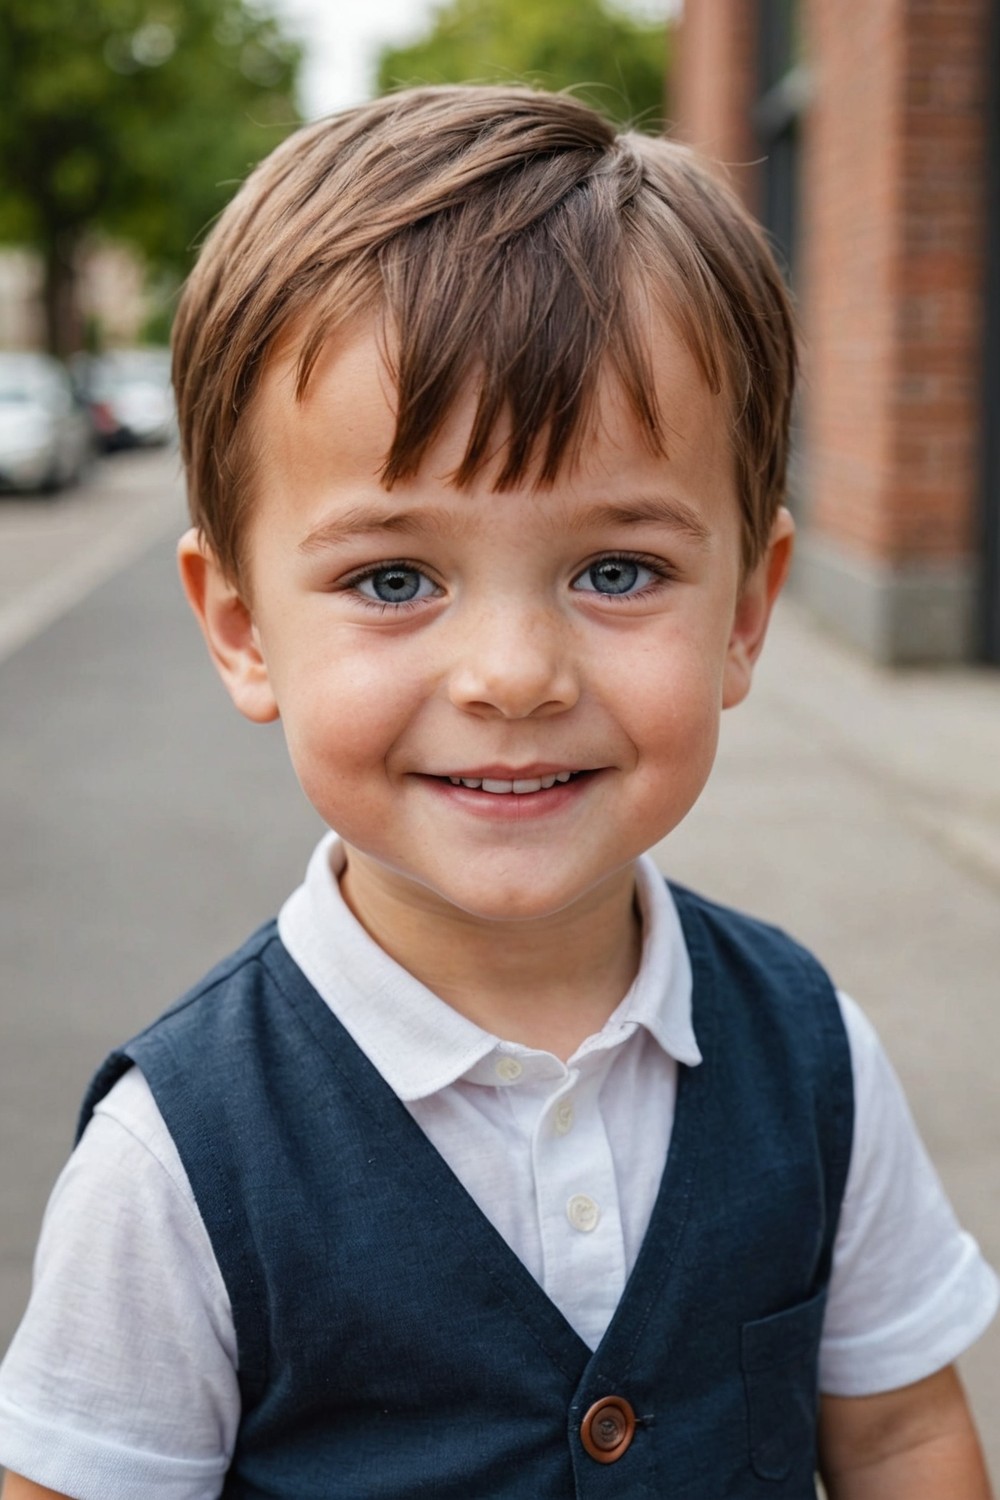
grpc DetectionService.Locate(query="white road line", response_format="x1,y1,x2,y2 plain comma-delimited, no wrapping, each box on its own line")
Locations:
0,497,181,667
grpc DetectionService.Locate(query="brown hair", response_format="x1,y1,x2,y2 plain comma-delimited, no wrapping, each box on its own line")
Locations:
172,85,795,584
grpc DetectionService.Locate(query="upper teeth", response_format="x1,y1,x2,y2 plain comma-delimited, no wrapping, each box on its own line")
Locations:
447,771,574,794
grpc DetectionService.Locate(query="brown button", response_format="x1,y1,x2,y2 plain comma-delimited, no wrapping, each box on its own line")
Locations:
580,1395,636,1463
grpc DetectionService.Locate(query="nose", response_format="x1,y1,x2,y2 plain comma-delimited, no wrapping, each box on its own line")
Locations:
447,601,581,719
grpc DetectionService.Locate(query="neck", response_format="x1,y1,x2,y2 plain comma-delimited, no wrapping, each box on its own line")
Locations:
338,852,643,1061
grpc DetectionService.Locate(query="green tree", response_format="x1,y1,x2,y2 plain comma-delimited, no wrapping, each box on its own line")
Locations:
0,0,300,355
376,0,670,133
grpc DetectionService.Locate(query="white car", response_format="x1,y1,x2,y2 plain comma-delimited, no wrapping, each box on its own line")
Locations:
77,348,176,450
0,352,93,493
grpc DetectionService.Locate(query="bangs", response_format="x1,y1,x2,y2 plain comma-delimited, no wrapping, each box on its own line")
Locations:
291,155,735,497
377,164,665,490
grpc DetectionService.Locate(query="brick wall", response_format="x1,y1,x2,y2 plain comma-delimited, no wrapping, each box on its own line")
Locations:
801,0,988,568
673,0,991,660
797,0,902,559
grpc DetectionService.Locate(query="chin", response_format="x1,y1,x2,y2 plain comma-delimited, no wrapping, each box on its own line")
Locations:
426,867,618,926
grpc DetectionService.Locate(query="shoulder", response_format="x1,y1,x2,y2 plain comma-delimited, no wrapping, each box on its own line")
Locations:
666,880,854,1183
664,895,900,1109
64,1068,232,1323
0,1069,239,1490
136,918,285,1037
668,881,835,989
666,882,846,1073
91,1066,197,1203
77,920,296,1139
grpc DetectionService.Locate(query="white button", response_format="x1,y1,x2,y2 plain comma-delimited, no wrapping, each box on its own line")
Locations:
554,1099,575,1135
495,1057,523,1083
566,1193,600,1232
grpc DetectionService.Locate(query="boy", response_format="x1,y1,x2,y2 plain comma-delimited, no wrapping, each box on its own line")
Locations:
0,85,996,1498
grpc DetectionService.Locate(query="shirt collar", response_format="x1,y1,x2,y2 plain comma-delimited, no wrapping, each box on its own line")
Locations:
621,853,701,1067
278,832,701,1103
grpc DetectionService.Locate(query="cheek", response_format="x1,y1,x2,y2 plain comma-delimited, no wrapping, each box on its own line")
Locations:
277,642,427,796
609,627,727,840
615,624,728,747
638,691,721,784
630,677,723,838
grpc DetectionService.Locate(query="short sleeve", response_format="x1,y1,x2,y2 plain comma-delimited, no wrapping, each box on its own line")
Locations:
819,993,999,1396
0,1068,239,1500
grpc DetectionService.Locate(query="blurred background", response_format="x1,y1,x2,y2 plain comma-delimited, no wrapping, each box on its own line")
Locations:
1,0,998,1488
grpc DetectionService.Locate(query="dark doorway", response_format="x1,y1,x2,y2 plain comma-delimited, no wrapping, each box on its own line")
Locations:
753,0,806,283
981,0,1000,660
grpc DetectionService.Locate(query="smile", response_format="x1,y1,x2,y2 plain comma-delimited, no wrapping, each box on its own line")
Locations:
445,771,576,794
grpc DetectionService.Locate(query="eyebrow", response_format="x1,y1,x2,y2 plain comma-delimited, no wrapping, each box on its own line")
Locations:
298,505,447,554
297,493,713,554
567,497,713,546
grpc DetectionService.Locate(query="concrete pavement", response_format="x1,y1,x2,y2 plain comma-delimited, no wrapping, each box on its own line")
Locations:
0,445,184,664
1,451,998,1480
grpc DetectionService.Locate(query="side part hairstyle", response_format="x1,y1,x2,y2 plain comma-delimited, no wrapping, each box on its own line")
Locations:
172,85,796,585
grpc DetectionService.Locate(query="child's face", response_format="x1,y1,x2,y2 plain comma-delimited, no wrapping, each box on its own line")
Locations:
183,318,791,927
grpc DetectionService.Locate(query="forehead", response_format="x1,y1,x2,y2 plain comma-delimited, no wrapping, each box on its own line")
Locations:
249,316,737,541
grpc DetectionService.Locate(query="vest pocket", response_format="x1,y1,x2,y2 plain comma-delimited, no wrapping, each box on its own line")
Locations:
740,1287,827,1481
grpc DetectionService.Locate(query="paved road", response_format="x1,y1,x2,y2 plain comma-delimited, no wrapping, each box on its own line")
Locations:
1,448,997,1482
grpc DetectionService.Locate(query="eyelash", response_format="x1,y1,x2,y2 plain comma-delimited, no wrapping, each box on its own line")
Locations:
572,552,675,600
339,560,441,615
338,551,675,613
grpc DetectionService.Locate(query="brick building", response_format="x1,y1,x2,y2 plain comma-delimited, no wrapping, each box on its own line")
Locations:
672,0,1000,664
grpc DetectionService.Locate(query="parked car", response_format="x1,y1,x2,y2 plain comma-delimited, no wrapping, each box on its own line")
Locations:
73,347,175,451
0,352,93,494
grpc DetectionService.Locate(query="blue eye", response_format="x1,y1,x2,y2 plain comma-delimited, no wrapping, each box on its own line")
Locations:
355,566,437,605
573,557,655,596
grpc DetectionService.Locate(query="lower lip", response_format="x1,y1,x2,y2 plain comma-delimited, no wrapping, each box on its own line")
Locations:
421,773,600,820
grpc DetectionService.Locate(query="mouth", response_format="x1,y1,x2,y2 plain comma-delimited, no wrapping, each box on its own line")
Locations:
432,769,593,796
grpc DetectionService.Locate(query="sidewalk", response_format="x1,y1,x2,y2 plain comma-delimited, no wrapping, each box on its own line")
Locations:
0,448,184,666
654,594,1000,1474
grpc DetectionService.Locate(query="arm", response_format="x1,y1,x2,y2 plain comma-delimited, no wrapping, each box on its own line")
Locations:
0,1074,237,1499
2,1478,74,1500
818,1364,993,1500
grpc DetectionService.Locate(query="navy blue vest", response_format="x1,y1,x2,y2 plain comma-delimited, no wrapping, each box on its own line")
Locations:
80,885,853,1498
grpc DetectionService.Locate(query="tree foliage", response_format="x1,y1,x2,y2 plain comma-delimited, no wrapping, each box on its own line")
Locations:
376,0,670,134
0,0,301,353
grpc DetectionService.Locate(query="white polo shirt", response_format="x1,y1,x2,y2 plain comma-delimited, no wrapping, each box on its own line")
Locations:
0,833,995,1500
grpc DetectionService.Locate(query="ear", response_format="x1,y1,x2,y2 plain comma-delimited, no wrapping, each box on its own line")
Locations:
722,507,795,710
177,528,279,724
